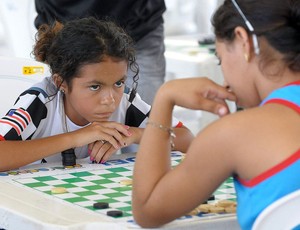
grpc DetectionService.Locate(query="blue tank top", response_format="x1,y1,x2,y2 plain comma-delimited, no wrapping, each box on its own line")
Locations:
234,81,300,230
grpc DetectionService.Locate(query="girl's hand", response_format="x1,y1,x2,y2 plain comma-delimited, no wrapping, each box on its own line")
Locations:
70,121,131,149
88,140,118,163
88,127,142,163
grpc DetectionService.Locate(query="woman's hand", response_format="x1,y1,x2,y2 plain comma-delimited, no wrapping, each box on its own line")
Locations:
158,77,236,116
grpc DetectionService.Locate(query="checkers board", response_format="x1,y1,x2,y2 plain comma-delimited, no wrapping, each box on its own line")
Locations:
0,152,238,229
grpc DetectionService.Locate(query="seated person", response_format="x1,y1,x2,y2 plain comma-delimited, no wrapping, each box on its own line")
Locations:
0,17,194,172
132,0,300,229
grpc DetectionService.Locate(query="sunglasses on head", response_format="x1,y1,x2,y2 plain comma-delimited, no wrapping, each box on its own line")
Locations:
231,0,260,55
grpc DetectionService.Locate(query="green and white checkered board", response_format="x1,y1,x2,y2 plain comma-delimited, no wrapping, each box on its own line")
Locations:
214,177,236,201
11,153,236,226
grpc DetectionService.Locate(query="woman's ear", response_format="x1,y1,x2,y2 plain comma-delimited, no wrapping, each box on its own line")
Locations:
234,26,252,62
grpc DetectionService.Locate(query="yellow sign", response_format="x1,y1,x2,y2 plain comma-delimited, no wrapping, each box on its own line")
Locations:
23,66,44,75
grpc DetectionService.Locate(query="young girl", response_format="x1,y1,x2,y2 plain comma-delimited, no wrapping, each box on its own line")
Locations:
0,17,194,172
132,0,300,229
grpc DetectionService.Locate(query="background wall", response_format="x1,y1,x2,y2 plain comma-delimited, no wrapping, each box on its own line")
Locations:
0,0,36,58
164,0,223,36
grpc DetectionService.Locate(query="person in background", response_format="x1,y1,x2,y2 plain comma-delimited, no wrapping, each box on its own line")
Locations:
0,17,193,172
34,0,166,105
132,0,300,229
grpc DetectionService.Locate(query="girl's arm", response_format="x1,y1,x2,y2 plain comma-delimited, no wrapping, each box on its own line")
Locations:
0,121,130,171
0,133,76,171
172,125,194,153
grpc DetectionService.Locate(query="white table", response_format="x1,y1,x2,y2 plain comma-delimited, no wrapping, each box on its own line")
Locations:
0,152,240,230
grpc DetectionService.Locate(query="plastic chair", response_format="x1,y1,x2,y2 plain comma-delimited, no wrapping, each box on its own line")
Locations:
0,56,50,116
252,189,300,230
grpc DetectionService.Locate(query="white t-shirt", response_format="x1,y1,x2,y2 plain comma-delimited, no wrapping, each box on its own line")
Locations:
0,77,180,163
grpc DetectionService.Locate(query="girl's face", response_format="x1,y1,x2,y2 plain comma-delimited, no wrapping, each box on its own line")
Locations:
62,57,127,126
215,40,260,108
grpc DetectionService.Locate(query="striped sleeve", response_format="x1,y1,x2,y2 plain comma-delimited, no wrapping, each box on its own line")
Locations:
0,88,48,140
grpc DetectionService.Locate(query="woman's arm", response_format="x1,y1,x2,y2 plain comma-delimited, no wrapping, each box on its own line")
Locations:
132,77,236,227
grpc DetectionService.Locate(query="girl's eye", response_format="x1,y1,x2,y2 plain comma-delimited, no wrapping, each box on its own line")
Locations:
115,80,125,88
89,85,101,91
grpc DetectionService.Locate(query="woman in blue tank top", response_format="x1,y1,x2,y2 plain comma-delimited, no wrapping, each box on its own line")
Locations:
132,0,300,229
